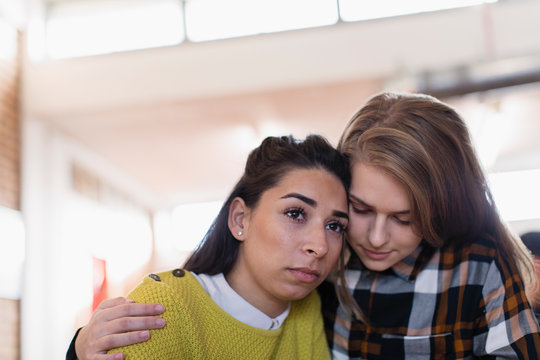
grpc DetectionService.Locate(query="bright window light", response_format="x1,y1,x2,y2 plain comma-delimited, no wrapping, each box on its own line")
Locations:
170,201,222,251
488,169,540,222
339,0,498,22
0,206,25,299
46,0,184,59
185,0,338,42
0,20,17,61
63,196,153,283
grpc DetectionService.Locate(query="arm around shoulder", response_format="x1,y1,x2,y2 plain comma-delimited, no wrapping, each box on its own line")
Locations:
107,275,184,359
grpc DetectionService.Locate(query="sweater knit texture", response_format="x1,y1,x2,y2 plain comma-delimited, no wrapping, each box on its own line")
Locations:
109,269,330,359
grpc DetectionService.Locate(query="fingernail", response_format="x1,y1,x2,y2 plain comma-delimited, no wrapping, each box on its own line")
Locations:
126,299,135,303
139,330,150,340
155,304,165,312
156,318,166,327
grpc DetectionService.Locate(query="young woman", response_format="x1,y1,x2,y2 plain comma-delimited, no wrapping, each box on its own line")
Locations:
319,91,539,359
67,134,351,359
68,92,540,359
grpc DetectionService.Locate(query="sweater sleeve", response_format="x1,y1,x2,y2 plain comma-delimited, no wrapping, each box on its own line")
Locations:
65,328,81,360
474,258,540,358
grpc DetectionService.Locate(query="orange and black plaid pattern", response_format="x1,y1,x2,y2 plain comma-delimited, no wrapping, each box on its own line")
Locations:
319,238,540,359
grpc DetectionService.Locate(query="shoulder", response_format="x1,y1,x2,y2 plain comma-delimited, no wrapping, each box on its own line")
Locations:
435,237,523,288
127,269,202,303
108,269,203,358
438,236,500,269
146,268,195,285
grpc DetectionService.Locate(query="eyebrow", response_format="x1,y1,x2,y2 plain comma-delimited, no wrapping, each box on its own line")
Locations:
281,193,349,220
349,193,410,215
333,210,349,220
281,193,316,206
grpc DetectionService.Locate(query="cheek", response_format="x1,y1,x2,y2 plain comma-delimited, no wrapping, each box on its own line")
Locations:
347,215,368,240
329,237,342,258
395,229,422,250
321,239,342,274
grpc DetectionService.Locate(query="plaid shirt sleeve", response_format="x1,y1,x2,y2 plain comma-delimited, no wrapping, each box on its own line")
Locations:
320,238,540,360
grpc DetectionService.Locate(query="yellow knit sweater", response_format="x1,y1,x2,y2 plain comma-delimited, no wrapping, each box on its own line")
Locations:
109,269,330,359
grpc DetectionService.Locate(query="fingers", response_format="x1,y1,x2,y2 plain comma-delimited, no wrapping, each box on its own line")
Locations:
108,315,166,334
97,331,152,351
98,302,165,323
97,297,132,310
75,299,166,360
94,352,125,360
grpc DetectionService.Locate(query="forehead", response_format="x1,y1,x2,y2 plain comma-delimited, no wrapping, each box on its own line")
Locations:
350,162,410,210
261,168,347,206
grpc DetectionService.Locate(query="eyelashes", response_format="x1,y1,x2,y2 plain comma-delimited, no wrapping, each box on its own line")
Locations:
284,207,348,233
284,207,306,222
326,220,347,234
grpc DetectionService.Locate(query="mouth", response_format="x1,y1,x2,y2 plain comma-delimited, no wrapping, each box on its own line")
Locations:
288,267,321,283
362,247,392,260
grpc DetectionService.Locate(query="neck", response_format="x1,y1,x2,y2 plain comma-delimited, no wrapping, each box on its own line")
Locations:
225,266,289,318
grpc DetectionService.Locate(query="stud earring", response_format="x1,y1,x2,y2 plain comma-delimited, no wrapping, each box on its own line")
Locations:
237,231,243,236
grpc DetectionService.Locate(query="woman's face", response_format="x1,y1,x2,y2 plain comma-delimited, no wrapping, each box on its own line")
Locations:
230,168,348,315
347,162,422,272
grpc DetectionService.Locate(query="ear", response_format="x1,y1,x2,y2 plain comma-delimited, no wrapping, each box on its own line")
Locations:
228,197,249,241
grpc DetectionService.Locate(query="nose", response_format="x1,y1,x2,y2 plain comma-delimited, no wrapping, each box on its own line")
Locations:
303,226,329,258
368,215,388,248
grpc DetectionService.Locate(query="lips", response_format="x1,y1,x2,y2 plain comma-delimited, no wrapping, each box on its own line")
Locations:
362,247,392,260
288,267,321,283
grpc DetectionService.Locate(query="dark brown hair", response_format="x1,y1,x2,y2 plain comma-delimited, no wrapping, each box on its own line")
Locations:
183,134,350,275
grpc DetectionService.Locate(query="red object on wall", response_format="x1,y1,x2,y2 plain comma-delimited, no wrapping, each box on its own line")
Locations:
92,257,108,311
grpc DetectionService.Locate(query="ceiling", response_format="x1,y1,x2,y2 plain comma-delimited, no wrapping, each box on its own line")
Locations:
21,0,540,210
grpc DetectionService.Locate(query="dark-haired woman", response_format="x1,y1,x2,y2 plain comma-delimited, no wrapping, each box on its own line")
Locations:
69,134,350,359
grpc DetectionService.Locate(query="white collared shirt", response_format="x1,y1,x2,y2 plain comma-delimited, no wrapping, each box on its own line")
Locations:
192,272,290,330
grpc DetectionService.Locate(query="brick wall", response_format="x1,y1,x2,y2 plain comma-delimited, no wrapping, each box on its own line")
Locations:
0,299,19,360
0,18,21,360
0,21,20,210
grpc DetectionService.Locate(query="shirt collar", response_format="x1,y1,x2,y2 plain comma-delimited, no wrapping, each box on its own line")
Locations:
193,272,291,330
391,244,424,281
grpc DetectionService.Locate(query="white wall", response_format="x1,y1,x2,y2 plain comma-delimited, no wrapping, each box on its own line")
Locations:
20,119,156,359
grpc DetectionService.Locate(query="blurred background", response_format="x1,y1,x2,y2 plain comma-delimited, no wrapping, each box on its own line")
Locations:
1,0,540,358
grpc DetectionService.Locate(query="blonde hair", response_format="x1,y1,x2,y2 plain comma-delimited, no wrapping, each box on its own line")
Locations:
336,91,536,322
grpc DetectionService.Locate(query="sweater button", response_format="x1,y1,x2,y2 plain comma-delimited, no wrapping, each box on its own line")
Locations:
148,273,161,282
172,269,185,277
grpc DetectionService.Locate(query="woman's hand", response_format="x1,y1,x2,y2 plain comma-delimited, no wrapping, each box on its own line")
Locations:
75,297,166,360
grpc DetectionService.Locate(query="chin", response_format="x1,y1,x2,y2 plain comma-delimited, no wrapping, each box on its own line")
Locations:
361,258,393,272
280,285,315,301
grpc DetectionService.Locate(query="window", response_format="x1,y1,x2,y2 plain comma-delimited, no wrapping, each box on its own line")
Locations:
0,207,25,299
185,0,338,42
46,0,184,59
338,0,497,22
489,169,540,222
43,0,500,58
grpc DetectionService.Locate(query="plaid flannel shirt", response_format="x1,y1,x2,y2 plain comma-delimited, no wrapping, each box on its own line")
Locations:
319,237,540,359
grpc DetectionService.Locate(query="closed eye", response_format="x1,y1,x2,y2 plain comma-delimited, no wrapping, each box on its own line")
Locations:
393,216,411,225
351,206,371,214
